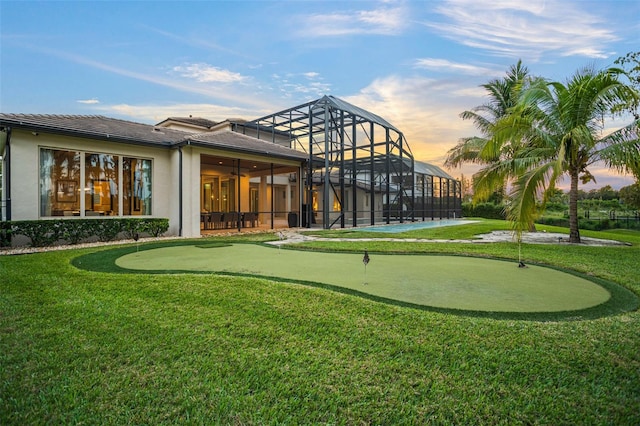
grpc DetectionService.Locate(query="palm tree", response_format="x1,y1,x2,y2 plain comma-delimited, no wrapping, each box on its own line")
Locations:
445,60,531,202
495,66,639,243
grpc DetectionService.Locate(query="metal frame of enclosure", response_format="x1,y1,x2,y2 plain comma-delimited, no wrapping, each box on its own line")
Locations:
242,95,460,229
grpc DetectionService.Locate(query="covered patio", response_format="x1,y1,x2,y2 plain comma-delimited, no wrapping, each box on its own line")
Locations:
182,130,314,235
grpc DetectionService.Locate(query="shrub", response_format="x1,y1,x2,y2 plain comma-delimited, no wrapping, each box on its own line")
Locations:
462,202,506,220
0,222,12,248
11,220,65,247
537,217,569,228
60,219,92,245
141,218,169,237
92,219,124,242
122,218,145,240
5,218,170,247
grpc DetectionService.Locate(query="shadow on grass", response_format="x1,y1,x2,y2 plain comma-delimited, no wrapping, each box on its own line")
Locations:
71,240,639,322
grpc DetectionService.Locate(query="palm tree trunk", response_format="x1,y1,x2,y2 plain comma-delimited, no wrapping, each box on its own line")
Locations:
568,170,581,243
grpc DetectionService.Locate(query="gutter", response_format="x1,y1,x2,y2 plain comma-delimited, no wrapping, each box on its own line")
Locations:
180,140,312,163
178,146,183,237
1,127,11,221
0,120,175,149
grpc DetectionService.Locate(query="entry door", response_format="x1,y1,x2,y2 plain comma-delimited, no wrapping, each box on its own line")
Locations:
274,184,287,217
201,176,219,211
250,185,259,212
221,178,236,212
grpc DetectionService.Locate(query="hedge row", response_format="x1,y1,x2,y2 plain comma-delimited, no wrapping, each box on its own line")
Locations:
461,202,506,220
536,216,640,231
0,218,169,248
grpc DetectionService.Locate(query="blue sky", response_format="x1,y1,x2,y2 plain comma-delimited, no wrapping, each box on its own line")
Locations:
1,0,639,189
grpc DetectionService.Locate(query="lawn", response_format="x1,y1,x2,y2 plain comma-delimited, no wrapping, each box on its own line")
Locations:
1,220,639,424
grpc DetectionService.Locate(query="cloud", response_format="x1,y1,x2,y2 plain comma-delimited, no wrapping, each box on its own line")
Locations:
93,103,270,125
77,99,100,104
343,74,479,164
299,3,409,37
16,44,277,110
427,0,619,60
414,58,501,76
140,25,246,59
172,63,245,83
271,72,331,100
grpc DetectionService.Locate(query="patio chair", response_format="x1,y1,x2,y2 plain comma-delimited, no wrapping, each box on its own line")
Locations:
210,212,223,229
224,212,239,229
243,212,257,228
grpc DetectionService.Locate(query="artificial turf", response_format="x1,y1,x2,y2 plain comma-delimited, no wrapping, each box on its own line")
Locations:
107,243,611,314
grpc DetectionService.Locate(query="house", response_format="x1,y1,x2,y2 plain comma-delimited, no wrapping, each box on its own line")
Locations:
0,96,461,237
0,114,311,238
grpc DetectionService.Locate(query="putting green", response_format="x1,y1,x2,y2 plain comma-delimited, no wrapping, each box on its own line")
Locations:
115,244,611,313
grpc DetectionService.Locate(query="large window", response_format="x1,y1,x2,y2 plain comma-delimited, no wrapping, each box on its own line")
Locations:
39,148,152,217
123,157,152,215
85,153,118,216
40,148,81,216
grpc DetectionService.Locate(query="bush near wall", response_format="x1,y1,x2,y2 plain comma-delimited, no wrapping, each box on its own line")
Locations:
462,202,506,220
2,218,169,248
0,222,12,248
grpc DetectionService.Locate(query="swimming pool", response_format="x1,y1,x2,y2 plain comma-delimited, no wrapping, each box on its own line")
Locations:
353,219,478,233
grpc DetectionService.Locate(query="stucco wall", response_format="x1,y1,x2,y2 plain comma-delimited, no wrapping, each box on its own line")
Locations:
8,129,180,236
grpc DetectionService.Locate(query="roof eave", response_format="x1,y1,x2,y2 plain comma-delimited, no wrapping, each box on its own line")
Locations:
0,119,176,148
184,139,311,163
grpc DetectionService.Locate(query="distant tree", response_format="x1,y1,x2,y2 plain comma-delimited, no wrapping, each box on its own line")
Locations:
547,187,567,204
588,185,618,201
459,174,473,203
619,183,640,209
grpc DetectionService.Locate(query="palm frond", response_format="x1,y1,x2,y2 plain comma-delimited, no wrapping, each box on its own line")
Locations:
596,119,640,177
444,137,488,168
507,161,560,239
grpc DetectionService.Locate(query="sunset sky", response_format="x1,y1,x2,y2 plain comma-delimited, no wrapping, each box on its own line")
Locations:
1,0,638,189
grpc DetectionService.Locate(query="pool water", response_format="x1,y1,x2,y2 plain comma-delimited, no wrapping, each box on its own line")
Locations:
353,219,478,233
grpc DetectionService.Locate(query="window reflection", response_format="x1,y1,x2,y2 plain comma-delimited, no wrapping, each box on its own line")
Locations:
123,157,152,215
40,148,80,216
85,153,118,216
39,148,152,217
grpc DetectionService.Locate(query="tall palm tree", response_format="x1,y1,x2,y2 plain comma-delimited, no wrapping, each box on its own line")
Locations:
495,66,639,243
445,60,531,202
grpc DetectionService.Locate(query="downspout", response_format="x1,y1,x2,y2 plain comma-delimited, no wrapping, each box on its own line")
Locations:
3,127,11,221
178,146,183,237
270,163,274,229
307,106,313,228
237,159,241,232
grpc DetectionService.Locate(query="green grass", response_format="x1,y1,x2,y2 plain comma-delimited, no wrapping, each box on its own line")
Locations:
2,221,639,424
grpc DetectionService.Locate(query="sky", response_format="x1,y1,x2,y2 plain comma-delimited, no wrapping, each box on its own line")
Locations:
1,0,639,190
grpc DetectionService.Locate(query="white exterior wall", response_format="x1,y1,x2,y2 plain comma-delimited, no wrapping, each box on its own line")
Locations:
8,129,180,236
181,145,201,238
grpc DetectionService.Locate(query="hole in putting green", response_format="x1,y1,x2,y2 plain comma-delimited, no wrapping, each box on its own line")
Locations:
115,244,612,314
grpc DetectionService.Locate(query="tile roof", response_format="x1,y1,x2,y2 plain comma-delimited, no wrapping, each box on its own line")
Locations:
187,130,312,162
0,113,188,146
0,113,312,163
160,116,218,128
